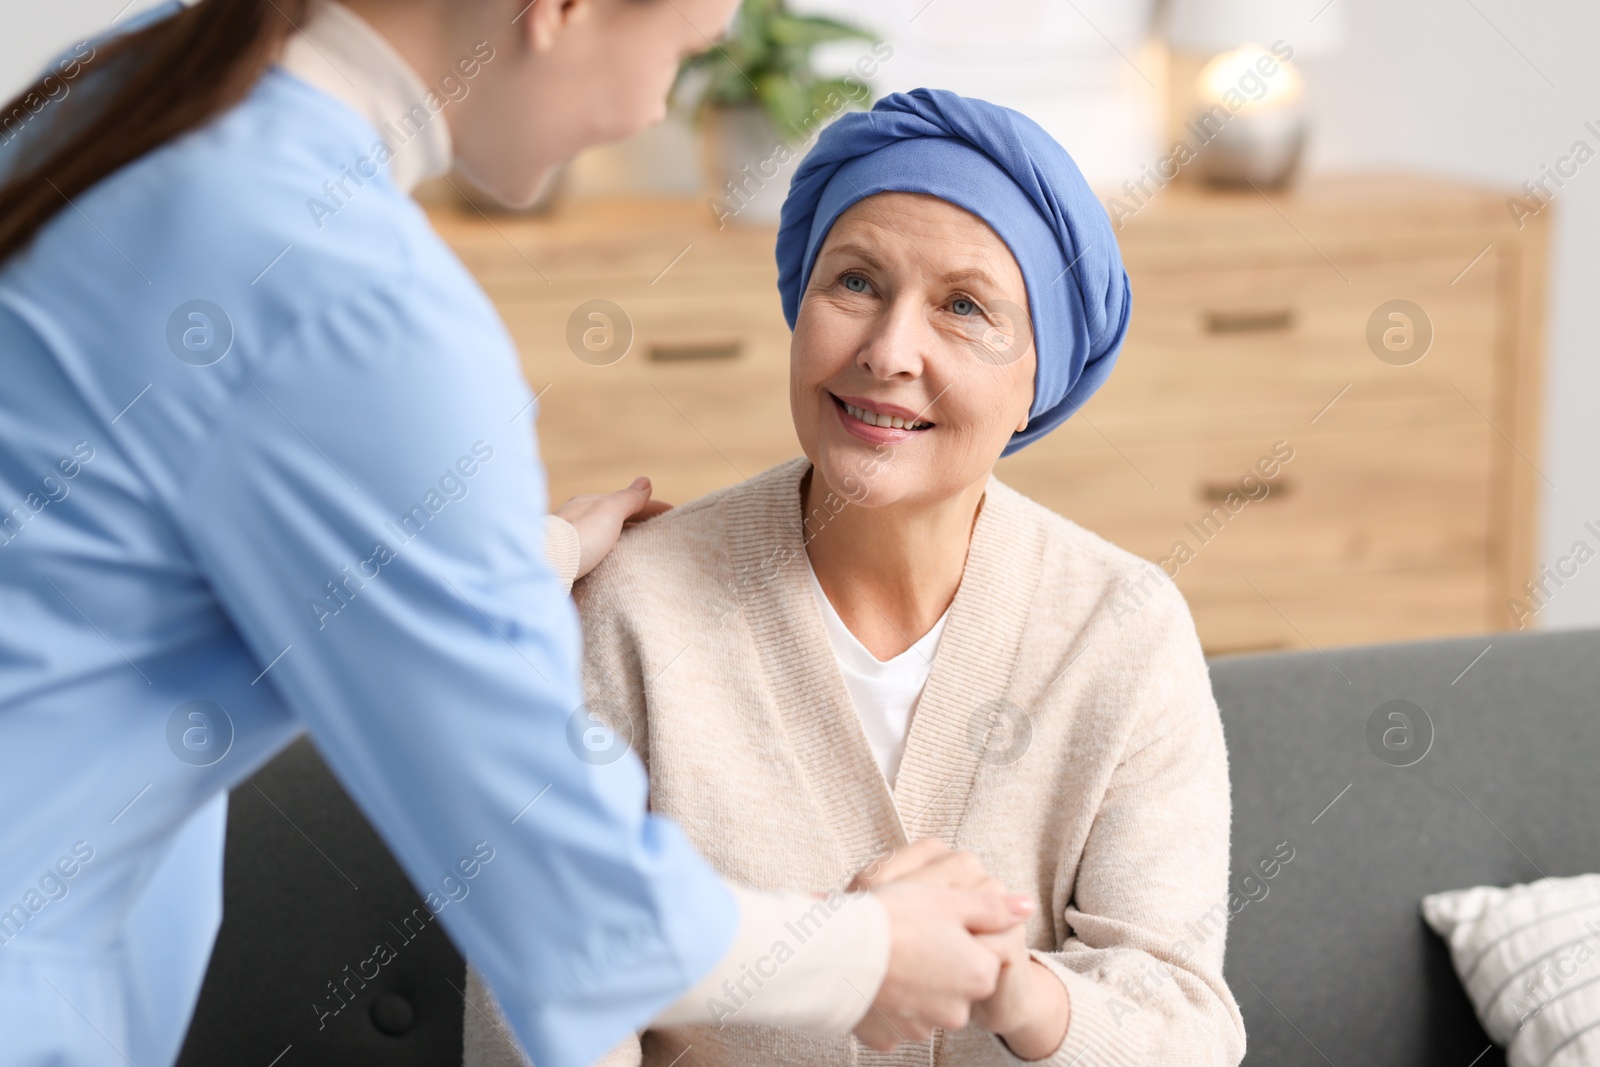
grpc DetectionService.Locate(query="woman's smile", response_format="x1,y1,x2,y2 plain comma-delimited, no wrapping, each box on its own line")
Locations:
830,391,936,445
791,192,1039,508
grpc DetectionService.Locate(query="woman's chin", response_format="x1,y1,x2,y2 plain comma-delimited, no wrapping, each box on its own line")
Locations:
805,450,905,508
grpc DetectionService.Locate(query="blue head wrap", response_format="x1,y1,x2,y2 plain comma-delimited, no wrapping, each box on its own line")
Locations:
776,88,1131,455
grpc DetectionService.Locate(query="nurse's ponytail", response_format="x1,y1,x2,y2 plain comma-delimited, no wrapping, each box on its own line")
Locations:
0,0,312,266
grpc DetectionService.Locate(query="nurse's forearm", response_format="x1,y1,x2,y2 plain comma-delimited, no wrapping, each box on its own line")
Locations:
651,880,890,1032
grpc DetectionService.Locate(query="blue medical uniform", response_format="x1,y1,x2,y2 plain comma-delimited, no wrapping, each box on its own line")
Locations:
0,20,734,1067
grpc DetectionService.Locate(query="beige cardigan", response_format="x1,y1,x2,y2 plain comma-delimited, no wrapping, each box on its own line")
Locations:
468,458,1245,1066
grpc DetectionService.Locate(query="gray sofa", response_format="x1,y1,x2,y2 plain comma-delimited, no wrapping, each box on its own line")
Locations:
1213,627,1600,1066
178,627,1600,1065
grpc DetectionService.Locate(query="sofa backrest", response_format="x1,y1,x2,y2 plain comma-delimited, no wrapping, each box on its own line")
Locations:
1211,626,1600,1067
176,735,466,1067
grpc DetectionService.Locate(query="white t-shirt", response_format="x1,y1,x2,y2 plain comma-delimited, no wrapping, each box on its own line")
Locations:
805,557,951,787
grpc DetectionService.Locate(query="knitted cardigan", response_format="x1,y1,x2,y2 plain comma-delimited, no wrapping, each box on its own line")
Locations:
465,457,1245,1067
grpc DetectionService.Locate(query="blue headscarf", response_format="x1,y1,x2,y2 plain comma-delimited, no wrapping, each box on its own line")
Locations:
776,88,1131,455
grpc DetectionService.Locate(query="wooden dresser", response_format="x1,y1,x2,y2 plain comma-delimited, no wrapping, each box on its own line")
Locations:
428,174,1548,655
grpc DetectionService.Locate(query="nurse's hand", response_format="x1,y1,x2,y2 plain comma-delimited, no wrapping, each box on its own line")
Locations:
855,879,1031,1050
853,841,1069,1057
553,476,672,580
848,838,1006,897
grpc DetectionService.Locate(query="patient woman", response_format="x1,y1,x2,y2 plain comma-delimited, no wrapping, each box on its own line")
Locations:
467,89,1245,1065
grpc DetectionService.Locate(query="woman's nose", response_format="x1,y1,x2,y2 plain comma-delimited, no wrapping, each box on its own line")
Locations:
856,300,928,380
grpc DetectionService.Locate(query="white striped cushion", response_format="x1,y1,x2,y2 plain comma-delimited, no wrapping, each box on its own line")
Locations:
1423,874,1600,1067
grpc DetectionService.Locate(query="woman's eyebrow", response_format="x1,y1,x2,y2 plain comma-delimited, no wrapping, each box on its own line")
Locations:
940,265,1001,289
822,241,1001,290
819,242,888,270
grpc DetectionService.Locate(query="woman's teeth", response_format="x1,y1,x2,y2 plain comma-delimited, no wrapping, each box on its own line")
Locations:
843,401,931,430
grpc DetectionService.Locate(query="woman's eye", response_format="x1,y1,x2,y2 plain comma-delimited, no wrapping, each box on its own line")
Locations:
950,296,980,316
842,274,870,294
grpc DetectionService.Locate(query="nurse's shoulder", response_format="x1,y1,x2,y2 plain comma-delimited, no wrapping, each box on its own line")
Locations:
135,67,468,313
0,63,514,514
10,63,485,359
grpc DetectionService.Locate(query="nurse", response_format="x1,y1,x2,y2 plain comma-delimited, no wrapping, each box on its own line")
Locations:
0,1,1029,1064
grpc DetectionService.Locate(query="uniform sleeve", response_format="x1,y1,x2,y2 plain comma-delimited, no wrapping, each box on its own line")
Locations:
1000,590,1246,1067
174,274,736,1067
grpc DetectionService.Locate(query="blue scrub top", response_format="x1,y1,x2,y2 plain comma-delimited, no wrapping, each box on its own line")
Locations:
0,22,734,1067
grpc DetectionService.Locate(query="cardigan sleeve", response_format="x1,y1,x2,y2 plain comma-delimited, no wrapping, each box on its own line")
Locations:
592,1036,644,1067
997,587,1246,1067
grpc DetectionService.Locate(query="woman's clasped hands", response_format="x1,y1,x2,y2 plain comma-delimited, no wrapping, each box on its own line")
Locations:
849,840,1072,1058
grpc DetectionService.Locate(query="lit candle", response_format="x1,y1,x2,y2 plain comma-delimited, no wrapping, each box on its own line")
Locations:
1189,43,1307,186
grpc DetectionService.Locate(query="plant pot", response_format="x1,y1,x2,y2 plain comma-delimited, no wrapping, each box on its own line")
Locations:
701,103,803,228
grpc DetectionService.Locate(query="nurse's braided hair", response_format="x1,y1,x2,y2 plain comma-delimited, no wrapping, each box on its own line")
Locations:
0,0,313,265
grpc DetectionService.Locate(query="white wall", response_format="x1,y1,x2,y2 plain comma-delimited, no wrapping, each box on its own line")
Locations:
4,0,1596,630
0,0,169,96
794,0,1164,183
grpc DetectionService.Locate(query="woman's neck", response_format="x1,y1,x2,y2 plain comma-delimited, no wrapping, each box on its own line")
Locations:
802,467,986,661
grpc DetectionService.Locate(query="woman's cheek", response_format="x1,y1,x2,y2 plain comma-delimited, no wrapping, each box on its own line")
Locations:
940,395,1010,464
790,317,849,394
787,351,828,452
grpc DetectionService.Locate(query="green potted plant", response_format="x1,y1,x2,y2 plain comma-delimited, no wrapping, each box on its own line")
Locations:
677,0,882,226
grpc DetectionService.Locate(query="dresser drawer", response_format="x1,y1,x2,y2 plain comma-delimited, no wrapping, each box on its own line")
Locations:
1092,253,1501,437
996,422,1494,583
505,284,791,384
535,372,797,469
543,447,802,512
510,283,800,504
1190,563,1493,656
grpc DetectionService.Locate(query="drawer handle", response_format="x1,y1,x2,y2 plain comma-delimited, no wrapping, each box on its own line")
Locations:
1204,309,1294,334
1199,477,1292,503
648,341,742,362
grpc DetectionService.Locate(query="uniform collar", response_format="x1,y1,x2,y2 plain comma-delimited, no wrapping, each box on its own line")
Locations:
277,1,454,193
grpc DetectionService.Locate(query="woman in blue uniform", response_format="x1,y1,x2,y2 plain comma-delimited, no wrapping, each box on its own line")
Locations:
0,2,1030,1064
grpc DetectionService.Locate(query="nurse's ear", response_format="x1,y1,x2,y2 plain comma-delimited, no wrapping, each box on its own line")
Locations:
523,0,597,54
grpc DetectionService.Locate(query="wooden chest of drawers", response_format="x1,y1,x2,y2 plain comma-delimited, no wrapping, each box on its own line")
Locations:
427,174,1547,654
